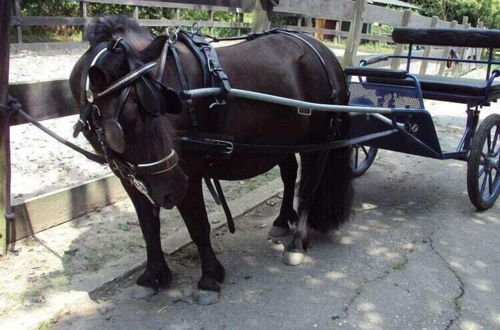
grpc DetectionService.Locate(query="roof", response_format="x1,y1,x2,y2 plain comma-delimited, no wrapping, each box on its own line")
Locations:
369,0,420,9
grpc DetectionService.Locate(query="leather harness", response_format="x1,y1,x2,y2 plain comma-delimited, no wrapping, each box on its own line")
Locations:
1,29,348,233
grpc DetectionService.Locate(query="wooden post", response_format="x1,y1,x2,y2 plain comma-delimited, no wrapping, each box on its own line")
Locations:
80,1,88,41
1,0,13,256
438,20,457,76
208,10,214,35
343,0,367,68
453,16,468,77
418,15,439,76
13,0,22,44
236,10,243,36
303,16,312,28
334,20,341,44
251,0,273,33
175,8,180,20
391,10,412,69
133,6,139,19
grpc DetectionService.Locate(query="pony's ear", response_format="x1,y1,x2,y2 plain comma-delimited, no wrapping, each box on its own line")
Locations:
140,35,168,62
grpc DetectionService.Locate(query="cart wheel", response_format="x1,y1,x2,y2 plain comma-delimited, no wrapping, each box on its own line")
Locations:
467,114,500,210
352,145,378,177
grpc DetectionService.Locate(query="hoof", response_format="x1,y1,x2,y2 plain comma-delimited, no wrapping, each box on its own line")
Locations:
268,238,285,252
268,226,291,238
282,251,305,266
130,285,157,300
194,290,220,305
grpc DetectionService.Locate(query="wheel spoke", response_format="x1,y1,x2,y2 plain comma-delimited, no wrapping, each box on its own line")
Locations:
361,146,369,158
354,147,359,168
486,130,492,153
478,166,486,178
480,153,488,166
492,125,499,151
488,171,493,195
480,173,488,196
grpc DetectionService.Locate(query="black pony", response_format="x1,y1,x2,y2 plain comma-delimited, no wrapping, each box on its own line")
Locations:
69,15,352,303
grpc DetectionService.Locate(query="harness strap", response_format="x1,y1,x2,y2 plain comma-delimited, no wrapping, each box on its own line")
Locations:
13,102,107,164
173,32,235,225
201,45,231,93
180,128,397,154
213,178,235,233
178,31,210,87
274,29,335,93
171,46,199,129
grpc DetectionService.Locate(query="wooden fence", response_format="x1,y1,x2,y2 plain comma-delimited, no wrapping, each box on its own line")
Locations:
0,0,484,254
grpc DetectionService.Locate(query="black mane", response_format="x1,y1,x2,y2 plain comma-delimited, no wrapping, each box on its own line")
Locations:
85,14,152,47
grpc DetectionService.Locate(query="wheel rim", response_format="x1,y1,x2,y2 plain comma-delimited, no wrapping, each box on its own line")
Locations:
476,124,500,203
353,145,375,174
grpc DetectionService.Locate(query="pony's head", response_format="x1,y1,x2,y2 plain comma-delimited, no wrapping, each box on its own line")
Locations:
69,15,187,209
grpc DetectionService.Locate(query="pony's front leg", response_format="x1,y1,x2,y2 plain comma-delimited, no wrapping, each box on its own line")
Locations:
269,154,298,237
177,176,225,305
121,180,172,295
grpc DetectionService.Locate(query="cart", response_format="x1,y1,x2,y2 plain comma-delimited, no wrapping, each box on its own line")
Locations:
347,27,500,210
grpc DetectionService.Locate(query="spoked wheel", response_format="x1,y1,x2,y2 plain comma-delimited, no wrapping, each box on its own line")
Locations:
352,145,378,177
467,114,500,210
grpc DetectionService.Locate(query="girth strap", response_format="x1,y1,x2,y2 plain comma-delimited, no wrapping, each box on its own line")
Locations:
213,178,235,233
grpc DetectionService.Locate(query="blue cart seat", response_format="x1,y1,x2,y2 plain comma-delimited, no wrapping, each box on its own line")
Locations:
367,74,500,104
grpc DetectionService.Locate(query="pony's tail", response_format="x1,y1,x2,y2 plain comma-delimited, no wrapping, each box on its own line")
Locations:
298,123,353,233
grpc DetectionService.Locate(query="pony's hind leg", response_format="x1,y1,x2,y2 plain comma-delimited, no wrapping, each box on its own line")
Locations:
268,155,298,238
177,176,225,305
122,180,172,298
283,206,310,266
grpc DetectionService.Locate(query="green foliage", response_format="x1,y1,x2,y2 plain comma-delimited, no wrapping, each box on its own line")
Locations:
404,0,500,28
17,1,246,40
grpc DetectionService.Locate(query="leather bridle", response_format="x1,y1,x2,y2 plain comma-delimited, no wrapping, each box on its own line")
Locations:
74,37,179,205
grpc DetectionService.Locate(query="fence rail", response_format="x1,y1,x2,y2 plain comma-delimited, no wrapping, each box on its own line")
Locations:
9,0,469,52
1,0,486,252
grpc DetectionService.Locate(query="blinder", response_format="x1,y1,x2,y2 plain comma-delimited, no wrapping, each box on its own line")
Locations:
102,119,126,153
111,37,182,116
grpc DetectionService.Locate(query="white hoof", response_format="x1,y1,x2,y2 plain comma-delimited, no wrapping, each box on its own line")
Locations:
268,238,285,252
194,290,219,305
268,226,291,238
282,251,305,266
130,286,156,300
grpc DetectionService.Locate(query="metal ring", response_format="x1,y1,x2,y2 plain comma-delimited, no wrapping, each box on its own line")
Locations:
166,26,178,44
191,22,201,35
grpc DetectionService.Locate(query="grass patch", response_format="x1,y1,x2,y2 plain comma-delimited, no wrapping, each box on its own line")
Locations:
391,261,407,271
37,319,57,330
245,166,281,191
453,297,461,308
354,284,364,296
